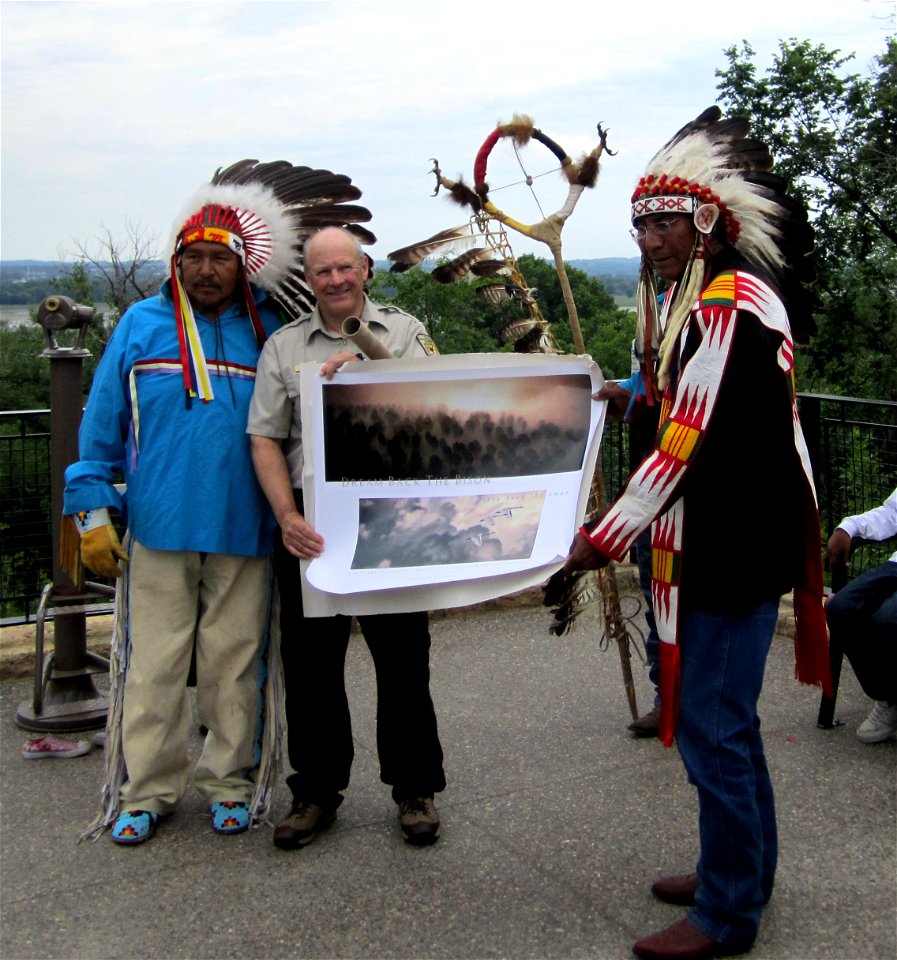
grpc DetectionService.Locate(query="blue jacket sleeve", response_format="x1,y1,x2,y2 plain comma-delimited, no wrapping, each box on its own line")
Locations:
62,316,133,516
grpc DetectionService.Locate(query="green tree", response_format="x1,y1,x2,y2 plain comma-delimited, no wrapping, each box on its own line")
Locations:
0,324,54,411
716,37,897,400
514,255,635,378
368,255,635,377
0,278,63,304
368,266,497,354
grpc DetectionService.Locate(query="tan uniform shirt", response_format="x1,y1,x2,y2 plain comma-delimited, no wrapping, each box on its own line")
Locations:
247,295,438,485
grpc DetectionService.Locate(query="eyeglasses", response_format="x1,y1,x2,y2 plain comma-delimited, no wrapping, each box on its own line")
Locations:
629,218,686,241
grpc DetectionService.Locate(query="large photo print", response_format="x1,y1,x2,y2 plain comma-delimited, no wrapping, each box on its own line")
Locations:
322,374,591,482
300,353,605,615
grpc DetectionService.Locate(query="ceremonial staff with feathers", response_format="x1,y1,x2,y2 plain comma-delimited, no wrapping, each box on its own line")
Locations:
563,107,831,960
388,115,648,721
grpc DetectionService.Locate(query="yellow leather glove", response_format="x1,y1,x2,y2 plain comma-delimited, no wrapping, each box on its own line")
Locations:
81,524,129,578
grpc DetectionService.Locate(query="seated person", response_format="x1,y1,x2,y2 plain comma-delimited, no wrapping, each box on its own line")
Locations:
825,488,897,743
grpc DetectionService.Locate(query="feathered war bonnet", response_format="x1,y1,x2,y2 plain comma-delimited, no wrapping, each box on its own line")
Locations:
170,160,375,403
631,106,816,392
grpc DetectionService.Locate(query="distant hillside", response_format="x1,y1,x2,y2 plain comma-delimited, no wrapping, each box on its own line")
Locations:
1,261,71,281
1,257,640,304
568,258,640,277
1,259,167,281
1,260,167,306
4,256,639,278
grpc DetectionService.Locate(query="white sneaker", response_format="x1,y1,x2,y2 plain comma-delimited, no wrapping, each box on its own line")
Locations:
856,701,897,743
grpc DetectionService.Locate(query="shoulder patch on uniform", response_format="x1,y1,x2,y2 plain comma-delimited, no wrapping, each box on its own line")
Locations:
417,334,440,355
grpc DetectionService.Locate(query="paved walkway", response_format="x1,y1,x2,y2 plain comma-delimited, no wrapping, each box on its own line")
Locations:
1,594,894,959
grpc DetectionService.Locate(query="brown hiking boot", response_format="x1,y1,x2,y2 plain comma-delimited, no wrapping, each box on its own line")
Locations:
398,796,440,846
272,801,336,850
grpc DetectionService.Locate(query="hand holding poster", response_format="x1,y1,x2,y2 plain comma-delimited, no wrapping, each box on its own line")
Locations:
299,353,605,616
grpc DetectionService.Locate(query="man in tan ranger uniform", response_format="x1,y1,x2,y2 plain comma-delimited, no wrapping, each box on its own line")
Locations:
248,226,445,850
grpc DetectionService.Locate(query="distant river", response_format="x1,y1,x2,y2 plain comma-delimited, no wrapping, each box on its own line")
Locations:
1,304,36,328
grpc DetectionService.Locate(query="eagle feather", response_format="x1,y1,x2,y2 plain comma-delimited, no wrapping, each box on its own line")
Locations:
387,225,472,272
431,247,489,283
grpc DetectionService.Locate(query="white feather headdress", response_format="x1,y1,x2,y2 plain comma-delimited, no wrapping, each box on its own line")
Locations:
631,107,816,391
169,160,375,402
172,160,375,318
631,107,795,278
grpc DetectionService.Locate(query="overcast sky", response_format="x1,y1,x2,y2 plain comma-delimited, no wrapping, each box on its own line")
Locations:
1,0,892,265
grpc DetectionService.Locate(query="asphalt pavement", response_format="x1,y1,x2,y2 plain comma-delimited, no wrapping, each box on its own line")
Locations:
1,592,895,960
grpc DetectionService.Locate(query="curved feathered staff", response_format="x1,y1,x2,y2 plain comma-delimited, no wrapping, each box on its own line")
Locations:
388,114,613,351
431,114,611,354
390,117,645,720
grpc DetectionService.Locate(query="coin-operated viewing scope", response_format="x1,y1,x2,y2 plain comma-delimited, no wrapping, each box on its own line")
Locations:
35,295,94,352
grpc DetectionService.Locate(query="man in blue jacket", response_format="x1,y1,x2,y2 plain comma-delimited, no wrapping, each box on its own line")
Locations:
63,167,337,844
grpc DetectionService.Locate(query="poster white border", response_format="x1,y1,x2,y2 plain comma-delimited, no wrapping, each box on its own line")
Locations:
299,352,605,616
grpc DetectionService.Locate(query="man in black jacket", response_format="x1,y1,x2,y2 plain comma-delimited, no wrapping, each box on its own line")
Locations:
564,108,830,960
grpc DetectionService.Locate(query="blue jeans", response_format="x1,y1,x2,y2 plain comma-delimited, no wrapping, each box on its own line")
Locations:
825,561,897,703
675,601,779,950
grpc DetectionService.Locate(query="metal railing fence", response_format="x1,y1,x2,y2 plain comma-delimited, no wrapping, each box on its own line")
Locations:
1,396,894,623
798,394,897,580
1,411,53,623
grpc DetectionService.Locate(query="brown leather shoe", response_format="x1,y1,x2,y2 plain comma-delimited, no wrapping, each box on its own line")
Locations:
272,801,336,850
398,796,440,845
633,917,741,959
652,872,699,906
628,705,661,738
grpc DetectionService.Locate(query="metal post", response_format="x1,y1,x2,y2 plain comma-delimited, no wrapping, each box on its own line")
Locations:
16,297,111,732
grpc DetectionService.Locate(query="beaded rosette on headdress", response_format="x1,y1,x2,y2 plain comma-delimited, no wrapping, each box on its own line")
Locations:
171,161,375,402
